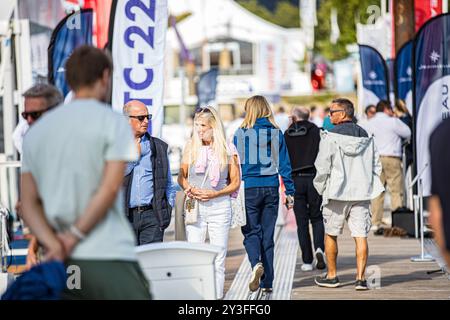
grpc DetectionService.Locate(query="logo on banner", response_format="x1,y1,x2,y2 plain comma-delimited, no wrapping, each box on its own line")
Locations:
399,67,412,83
407,67,412,76
364,70,385,86
419,50,450,71
443,84,449,115
430,50,441,63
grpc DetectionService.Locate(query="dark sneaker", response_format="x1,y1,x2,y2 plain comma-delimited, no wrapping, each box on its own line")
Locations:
315,248,326,270
249,263,264,292
261,288,273,293
355,279,369,291
314,275,340,288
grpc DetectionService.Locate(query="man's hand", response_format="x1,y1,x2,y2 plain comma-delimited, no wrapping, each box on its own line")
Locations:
43,240,66,262
26,249,38,270
285,195,294,210
25,236,40,270
57,231,80,258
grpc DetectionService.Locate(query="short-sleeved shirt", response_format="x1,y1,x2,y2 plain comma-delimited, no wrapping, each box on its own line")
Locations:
22,99,138,261
430,119,450,251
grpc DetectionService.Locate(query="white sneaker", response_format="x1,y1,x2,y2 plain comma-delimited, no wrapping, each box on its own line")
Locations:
301,263,313,271
249,262,264,292
315,248,326,270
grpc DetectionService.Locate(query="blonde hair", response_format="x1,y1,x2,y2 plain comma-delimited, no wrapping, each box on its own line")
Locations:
183,106,230,169
240,95,279,129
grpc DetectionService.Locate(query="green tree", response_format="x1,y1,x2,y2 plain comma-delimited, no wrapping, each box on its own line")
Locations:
236,0,300,28
314,0,379,61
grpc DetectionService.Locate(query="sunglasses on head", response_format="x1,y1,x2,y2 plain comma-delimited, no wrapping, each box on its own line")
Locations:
129,114,152,122
195,107,212,114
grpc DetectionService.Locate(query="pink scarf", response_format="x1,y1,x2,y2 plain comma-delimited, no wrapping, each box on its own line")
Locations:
194,143,242,198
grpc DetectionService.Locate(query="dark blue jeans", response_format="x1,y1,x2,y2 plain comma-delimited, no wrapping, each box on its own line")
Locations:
128,208,164,245
241,187,279,289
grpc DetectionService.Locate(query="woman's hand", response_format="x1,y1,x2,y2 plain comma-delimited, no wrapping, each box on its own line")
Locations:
192,189,218,201
184,185,195,198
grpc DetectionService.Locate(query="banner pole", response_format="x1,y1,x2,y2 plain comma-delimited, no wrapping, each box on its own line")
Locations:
411,177,434,262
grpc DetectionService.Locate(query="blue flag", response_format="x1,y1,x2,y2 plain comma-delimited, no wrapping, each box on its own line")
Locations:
395,40,413,114
196,68,219,108
414,13,450,196
48,9,93,97
358,44,389,107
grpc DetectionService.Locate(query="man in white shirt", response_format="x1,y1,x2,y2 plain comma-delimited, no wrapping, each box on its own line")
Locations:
12,84,63,154
20,46,151,299
364,100,411,230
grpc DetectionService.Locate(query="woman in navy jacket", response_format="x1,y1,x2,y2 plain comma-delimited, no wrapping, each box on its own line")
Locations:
233,95,295,293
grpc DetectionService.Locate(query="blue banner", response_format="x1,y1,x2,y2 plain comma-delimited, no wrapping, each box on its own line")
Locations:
196,68,219,108
358,44,389,107
48,9,93,97
386,58,396,105
395,40,413,114
414,13,450,196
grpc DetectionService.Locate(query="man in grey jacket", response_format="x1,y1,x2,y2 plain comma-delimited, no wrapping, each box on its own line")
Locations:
313,98,384,291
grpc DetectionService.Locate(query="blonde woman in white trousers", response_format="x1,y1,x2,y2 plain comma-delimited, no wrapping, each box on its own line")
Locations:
178,106,240,299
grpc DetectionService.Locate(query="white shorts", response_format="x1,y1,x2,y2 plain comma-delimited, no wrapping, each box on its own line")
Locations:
322,200,372,238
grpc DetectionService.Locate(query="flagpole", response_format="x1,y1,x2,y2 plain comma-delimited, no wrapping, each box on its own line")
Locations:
179,67,186,133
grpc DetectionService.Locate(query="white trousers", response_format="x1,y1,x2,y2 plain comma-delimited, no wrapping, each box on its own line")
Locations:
186,195,231,299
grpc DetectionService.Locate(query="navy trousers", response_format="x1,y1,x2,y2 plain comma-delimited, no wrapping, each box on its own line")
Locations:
128,208,164,245
241,187,279,289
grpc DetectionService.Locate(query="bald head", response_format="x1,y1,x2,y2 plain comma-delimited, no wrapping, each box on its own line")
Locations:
124,100,150,138
123,100,147,115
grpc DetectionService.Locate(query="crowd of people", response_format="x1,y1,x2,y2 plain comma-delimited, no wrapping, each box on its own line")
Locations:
8,45,450,300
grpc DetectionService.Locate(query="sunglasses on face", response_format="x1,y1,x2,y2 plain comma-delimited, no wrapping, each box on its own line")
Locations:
329,109,345,115
21,111,45,121
129,114,152,122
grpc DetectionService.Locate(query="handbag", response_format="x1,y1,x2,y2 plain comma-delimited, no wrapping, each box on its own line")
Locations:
230,153,246,228
184,160,211,225
230,180,246,228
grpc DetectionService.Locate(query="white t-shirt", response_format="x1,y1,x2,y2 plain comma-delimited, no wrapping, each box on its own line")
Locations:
22,99,138,261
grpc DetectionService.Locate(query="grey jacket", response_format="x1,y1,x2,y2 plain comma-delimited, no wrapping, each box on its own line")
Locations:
313,131,384,207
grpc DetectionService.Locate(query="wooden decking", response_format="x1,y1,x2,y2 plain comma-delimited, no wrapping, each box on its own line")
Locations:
291,228,450,300
166,211,450,300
